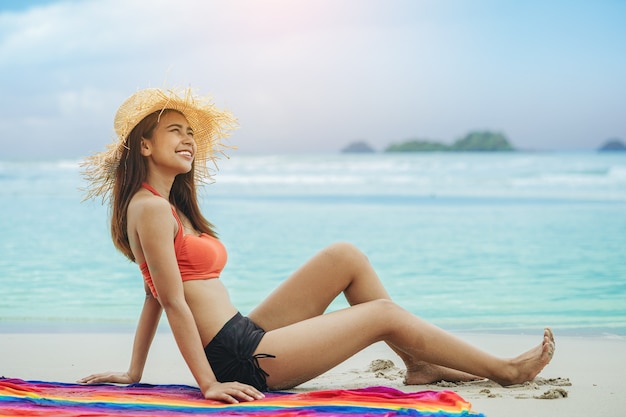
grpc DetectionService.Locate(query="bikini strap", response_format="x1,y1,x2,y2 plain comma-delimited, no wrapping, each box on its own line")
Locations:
141,182,161,196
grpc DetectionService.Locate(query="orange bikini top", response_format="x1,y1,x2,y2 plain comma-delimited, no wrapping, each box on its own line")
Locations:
139,183,227,298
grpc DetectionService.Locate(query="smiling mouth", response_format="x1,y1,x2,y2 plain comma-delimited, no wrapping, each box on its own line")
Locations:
176,150,193,158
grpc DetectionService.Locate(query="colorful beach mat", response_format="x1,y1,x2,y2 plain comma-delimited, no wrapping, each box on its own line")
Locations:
0,378,483,417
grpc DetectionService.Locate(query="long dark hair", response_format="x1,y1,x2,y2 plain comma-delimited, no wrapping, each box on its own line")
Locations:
110,109,217,262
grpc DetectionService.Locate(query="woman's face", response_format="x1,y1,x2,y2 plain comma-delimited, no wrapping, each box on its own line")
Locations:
141,111,197,176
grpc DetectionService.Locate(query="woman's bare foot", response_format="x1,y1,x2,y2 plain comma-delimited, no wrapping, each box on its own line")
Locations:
405,361,482,385
493,328,555,386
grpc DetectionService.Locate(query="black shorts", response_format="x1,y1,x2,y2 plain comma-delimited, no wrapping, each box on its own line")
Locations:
204,312,275,391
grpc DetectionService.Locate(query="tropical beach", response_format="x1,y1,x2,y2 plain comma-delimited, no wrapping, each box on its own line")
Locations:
2,1,626,415
1,153,625,416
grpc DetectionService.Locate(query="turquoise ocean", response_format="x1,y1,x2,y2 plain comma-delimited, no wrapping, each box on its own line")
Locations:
1,152,625,336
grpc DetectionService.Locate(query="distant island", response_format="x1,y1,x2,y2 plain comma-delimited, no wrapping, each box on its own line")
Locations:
342,132,625,154
386,131,515,152
341,141,375,153
598,138,625,151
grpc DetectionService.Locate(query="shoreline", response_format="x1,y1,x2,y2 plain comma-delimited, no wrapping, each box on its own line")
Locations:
2,319,625,338
1,332,624,416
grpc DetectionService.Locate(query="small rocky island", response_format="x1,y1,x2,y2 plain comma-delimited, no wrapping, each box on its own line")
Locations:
598,138,625,151
386,131,515,152
341,141,376,153
342,131,515,154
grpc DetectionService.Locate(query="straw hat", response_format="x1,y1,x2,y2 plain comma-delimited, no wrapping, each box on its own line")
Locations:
82,87,237,201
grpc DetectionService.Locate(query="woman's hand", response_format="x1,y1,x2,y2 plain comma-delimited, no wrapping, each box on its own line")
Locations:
78,371,137,385
202,381,265,403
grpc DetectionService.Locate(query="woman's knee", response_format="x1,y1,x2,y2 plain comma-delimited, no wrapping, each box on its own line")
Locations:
366,299,404,320
361,299,406,337
323,242,370,266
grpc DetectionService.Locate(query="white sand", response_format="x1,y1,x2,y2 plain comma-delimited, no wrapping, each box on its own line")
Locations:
2,331,624,416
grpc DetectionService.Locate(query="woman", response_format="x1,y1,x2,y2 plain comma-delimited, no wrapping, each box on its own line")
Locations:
80,87,555,404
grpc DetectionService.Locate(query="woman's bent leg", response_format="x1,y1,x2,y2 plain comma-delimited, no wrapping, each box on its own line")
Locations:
255,300,554,390
249,242,389,330
250,242,491,383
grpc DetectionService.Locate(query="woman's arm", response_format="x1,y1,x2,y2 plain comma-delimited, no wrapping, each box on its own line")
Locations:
78,283,162,384
137,198,218,389
136,198,263,403
127,286,163,382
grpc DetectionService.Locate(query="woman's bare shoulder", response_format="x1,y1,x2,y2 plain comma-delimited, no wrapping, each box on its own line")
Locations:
126,190,176,264
128,190,174,226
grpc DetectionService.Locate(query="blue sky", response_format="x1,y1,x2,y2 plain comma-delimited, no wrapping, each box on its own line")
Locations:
1,0,624,158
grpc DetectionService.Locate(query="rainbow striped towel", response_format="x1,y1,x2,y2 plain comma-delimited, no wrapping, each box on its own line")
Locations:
0,378,483,416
